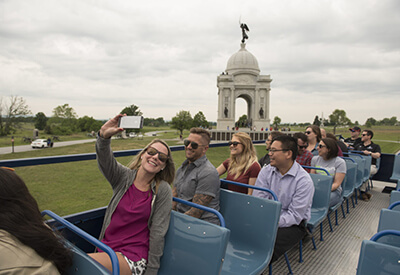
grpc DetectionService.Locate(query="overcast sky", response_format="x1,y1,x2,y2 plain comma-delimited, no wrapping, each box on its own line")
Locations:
1,0,399,124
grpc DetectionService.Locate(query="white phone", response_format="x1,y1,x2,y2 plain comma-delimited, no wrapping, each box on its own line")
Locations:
118,116,144,129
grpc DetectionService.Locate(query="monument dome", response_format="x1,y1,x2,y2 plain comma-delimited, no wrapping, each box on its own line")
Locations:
226,43,260,75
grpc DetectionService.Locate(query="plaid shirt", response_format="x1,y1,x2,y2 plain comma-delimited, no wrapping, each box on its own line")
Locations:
296,150,313,172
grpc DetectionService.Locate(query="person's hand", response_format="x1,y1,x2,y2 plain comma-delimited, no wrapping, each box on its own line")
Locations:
363,150,371,155
99,114,125,139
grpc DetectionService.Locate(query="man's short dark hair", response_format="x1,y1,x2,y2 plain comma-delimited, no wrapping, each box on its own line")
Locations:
363,129,374,139
190,127,211,144
272,135,298,161
269,131,285,140
293,132,308,144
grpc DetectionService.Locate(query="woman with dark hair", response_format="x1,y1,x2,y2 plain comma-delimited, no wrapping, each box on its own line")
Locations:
217,132,261,195
90,114,174,275
311,138,347,207
0,167,73,274
305,125,322,156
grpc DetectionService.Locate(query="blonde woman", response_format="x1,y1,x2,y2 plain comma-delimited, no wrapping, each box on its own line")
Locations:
217,132,261,195
90,114,174,275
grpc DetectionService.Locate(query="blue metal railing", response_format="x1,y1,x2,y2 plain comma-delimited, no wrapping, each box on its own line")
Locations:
42,210,119,275
220,179,279,201
172,197,226,227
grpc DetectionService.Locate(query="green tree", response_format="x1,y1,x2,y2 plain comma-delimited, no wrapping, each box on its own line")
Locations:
329,109,351,134
121,104,143,116
77,116,103,132
313,115,321,126
192,111,209,128
0,96,31,136
47,104,78,135
273,116,281,128
171,110,193,135
365,117,377,127
237,114,247,127
34,112,48,130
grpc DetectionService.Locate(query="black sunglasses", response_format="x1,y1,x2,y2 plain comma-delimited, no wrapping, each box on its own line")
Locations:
146,147,169,162
298,145,308,149
184,139,205,150
228,141,242,147
305,131,312,135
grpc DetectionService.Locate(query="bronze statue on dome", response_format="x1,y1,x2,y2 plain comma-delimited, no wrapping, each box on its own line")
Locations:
240,23,249,43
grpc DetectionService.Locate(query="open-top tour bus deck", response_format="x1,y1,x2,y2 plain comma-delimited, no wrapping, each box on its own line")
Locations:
1,142,399,275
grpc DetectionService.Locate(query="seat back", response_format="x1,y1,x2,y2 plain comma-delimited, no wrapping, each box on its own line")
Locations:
349,155,366,189
363,155,372,182
342,162,357,198
65,242,111,275
356,240,400,275
219,189,281,275
309,173,333,212
159,211,230,275
391,154,400,181
390,190,400,209
377,209,400,247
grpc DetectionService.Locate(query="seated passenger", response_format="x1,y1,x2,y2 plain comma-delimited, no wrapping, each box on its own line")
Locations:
344,126,362,149
0,167,73,274
217,132,261,195
173,128,220,225
258,131,284,167
326,132,348,155
92,114,174,275
293,132,313,172
355,129,381,201
253,135,314,263
311,138,346,207
305,125,322,156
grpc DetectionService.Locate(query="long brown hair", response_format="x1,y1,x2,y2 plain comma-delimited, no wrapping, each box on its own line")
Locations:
0,168,73,273
128,139,175,185
228,132,259,179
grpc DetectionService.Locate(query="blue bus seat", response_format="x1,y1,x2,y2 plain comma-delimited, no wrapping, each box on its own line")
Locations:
158,211,230,275
363,155,372,183
356,230,400,275
306,173,333,249
342,160,357,212
42,210,119,275
65,241,111,274
390,154,400,182
390,190,400,206
219,189,282,275
347,154,366,203
377,209,400,247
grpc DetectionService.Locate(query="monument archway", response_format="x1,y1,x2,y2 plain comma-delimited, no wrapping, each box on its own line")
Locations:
217,43,272,130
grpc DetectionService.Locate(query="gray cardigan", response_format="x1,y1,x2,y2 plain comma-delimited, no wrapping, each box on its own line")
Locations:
96,136,172,275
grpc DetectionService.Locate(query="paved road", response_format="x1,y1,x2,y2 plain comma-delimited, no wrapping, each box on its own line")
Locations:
0,139,96,155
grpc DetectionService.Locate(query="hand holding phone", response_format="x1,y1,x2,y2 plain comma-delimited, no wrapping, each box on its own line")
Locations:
118,116,144,129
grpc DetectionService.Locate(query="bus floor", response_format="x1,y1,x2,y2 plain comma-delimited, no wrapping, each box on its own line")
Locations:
265,180,392,275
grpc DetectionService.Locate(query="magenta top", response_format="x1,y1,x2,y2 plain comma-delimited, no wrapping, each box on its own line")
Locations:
100,183,153,261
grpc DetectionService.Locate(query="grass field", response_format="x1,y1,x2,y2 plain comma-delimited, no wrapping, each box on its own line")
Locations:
1,125,399,217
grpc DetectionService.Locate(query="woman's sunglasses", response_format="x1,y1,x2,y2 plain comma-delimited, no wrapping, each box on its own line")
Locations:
146,147,169,162
228,141,242,147
298,145,308,149
184,139,205,150
305,131,312,135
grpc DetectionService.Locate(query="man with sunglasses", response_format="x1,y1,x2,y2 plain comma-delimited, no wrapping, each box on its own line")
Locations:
293,132,313,172
253,135,314,263
355,129,381,201
173,128,220,225
345,126,362,149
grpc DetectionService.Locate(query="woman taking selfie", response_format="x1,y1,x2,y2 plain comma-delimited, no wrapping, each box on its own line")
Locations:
90,114,175,275
0,167,72,274
217,132,261,195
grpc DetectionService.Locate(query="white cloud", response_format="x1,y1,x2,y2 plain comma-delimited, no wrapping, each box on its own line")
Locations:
0,0,399,124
